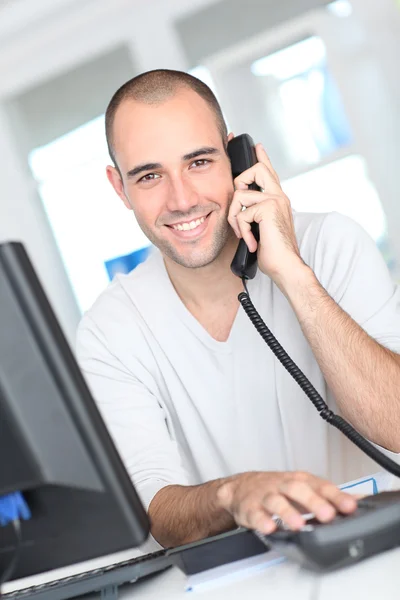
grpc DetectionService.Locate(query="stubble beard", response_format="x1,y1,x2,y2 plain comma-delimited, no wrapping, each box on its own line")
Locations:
136,202,233,269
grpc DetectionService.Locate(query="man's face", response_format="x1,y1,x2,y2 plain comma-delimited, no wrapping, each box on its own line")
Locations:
107,89,235,269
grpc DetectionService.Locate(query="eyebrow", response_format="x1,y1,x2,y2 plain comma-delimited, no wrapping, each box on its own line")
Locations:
126,162,162,179
126,146,220,179
182,146,220,161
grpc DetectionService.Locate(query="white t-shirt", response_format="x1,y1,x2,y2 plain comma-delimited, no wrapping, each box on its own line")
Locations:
76,211,400,515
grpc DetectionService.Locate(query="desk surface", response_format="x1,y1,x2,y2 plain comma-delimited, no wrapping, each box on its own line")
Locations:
76,547,400,600
4,542,399,599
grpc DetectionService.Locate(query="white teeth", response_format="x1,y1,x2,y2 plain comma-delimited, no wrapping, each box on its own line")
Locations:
172,216,205,231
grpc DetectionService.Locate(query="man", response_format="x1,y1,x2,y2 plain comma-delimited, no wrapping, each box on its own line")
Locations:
76,69,400,549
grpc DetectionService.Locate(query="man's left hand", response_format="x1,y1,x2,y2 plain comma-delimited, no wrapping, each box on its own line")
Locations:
228,143,305,289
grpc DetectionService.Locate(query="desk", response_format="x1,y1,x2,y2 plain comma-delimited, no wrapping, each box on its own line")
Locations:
4,542,399,599
75,547,400,600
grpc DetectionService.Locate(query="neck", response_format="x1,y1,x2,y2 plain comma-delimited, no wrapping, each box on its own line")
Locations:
163,235,244,309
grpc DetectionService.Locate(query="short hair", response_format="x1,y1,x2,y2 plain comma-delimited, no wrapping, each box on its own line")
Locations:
105,69,228,168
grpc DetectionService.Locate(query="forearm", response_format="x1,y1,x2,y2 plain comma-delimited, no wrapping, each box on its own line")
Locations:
148,478,236,548
283,265,400,451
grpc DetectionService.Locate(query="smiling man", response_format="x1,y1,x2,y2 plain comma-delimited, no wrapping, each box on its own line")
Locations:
76,69,400,549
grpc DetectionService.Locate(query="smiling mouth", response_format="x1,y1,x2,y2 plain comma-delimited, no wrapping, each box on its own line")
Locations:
166,213,211,233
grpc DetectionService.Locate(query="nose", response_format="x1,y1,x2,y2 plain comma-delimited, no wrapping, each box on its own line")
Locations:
165,173,200,215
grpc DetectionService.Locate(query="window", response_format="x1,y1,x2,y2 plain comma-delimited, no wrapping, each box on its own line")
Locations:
251,36,352,170
29,116,150,313
282,154,387,244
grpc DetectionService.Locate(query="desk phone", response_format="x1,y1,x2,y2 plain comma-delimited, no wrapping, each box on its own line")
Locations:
256,491,400,571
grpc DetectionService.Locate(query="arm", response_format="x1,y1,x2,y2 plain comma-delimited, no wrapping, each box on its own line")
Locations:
148,479,234,547
76,314,191,517
283,262,400,452
148,471,356,548
229,143,400,454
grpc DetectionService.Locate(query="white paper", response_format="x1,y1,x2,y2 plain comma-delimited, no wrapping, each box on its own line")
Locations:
339,471,394,495
185,551,285,592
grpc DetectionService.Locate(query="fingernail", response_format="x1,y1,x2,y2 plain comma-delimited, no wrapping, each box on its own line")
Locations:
287,514,305,529
317,505,335,522
340,497,357,512
262,520,276,534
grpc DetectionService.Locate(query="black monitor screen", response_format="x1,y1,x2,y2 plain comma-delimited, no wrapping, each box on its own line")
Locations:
0,242,149,580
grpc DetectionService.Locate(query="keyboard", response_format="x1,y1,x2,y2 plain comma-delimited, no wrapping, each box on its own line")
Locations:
2,527,270,599
2,549,171,600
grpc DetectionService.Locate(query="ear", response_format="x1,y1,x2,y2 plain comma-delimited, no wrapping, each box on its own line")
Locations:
106,165,132,210
227,132,235,143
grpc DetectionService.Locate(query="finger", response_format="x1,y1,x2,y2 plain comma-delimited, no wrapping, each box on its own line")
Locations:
228,190,265,236
262,492,305,530
236,206,258,252
234,162,281,195
279,480,336,523
227,208,242,239
255,143,280,184
230,190,264,212
230,498,277,534
218,484,277,534
249,510,277,535
317,482,357,514
228,189,266,239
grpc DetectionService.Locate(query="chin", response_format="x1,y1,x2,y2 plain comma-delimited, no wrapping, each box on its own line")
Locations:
167,248,220,269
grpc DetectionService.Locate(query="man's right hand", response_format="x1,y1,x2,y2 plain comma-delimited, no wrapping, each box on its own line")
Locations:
216,471,357,534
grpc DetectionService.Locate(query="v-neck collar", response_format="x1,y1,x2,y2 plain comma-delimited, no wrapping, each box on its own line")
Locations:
152,251,260,354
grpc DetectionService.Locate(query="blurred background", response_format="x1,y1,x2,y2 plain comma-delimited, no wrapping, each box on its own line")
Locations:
0,0,399,345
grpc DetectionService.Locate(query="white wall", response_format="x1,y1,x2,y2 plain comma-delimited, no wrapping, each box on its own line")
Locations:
0,0,399,342
0,105,81,344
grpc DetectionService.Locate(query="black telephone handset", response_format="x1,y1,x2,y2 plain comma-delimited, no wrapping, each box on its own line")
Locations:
228,134,260,280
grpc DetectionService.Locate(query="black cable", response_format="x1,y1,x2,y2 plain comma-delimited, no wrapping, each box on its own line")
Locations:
0,520,21,596
238,281,400,478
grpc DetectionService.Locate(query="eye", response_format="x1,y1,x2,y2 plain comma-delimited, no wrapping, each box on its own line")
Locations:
138,173,161,183
190,159,211,169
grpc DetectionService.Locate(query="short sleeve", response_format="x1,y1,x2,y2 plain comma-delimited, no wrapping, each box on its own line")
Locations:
75,315,191,514
313,212,400,352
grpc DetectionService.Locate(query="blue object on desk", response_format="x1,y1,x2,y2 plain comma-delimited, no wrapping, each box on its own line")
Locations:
104,246,152,281
341,477,378,495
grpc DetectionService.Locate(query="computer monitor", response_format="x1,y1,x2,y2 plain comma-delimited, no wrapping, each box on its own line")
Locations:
0,242,149,581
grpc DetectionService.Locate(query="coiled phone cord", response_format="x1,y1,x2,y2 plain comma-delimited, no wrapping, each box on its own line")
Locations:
238,280,400,478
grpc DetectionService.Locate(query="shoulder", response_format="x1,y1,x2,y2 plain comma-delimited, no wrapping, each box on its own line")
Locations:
293,210,368,246
76,248,163,346
293,210,375,265
295,212,393,304
293,210,383,298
